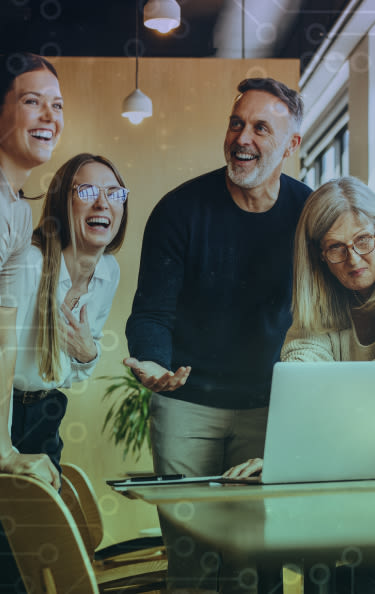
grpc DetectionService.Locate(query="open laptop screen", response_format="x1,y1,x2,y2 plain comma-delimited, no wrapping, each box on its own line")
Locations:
261,361,375,484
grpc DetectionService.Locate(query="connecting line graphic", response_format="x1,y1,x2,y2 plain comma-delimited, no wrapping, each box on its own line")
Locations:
340,546,363,594
232,0,375,18
232,0,261,27
229,0,297,49
168,537,369,593
230,0,375,50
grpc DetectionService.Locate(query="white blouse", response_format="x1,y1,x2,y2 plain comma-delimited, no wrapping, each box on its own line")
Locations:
0,167,32,308
14,245,120,391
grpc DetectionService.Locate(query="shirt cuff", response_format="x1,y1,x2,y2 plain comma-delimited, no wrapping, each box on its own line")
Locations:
71,341,101,369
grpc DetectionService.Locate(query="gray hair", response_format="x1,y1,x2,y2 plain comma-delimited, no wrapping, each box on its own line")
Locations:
237,78,303,129
292,176,375,331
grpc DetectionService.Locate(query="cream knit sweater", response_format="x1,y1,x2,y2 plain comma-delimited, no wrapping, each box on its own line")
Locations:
281,322,375,362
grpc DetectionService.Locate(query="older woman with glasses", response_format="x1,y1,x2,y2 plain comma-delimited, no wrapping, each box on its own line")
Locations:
11,152,128,473
225,175,375,480
223,175,375,594
276,174,375,594
281,175,375,362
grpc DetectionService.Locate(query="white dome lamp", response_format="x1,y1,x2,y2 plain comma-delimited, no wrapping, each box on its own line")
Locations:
121,61,153,125
121,88,152,125
144,0,181,34
121,5,153,125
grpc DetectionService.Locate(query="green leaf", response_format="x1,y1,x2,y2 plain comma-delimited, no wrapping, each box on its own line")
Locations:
99,366,152,460
102,407,114,430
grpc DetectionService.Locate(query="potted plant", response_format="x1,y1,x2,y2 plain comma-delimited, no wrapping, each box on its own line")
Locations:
99,367,152,460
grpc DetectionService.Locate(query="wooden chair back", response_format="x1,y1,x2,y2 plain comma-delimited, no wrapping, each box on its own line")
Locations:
60,473,96,558
0,473,99,594
61,462,167,581
61,462,103,549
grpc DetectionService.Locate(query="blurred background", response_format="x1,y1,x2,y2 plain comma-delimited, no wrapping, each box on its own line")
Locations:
1,0,373,546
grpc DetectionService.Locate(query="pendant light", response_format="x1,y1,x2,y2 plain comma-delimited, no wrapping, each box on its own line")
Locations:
121,4,152,124
144,0,181,34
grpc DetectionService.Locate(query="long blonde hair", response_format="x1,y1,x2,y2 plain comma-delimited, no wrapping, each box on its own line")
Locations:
292,176,375,332
33,153,128,382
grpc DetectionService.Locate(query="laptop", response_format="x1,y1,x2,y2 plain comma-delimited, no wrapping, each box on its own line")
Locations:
107,361,375,491
261,361,375,484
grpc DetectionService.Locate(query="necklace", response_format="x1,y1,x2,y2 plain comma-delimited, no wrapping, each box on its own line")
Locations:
70,296,81,310
68,272,94,310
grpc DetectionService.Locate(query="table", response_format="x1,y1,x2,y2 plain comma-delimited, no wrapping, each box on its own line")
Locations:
114,480,375,592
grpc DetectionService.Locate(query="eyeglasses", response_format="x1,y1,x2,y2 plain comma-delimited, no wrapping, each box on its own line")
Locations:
323,234,375,264
73,184,129,204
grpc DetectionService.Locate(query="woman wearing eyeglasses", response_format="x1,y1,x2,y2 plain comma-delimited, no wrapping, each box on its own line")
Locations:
223,176,375,593
281,175,375,363
279,176,375,594
11,152,128,473
225,176,375,480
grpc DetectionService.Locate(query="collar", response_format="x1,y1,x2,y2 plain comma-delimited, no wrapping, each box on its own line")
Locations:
60,253,112,285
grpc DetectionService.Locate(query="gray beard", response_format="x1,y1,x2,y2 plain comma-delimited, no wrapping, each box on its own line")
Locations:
226,162,262,189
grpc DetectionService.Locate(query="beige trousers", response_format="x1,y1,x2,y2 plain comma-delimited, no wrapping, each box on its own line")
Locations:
150,394,269,592
150,393,268,476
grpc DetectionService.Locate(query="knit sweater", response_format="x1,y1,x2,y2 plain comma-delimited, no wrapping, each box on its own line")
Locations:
126,167,311,408
281,322,375,362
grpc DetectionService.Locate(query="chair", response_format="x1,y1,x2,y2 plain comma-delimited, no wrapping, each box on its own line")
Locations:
0,473,98,593
0,473,167,594
61,462,166,565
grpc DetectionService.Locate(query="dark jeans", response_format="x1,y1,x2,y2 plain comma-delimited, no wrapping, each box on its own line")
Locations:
11,388,67,474
1,389,68,593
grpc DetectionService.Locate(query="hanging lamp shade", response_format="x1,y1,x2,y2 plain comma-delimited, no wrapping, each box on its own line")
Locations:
121,88,153,125
144,0,181,34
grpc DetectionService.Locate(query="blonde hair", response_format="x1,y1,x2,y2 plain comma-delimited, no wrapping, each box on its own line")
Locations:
32,153,128,382
292,176,375,332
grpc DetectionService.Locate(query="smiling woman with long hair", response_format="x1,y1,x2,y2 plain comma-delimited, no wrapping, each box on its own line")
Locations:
0,50,65,594
0,52,64,488
11,152,128,474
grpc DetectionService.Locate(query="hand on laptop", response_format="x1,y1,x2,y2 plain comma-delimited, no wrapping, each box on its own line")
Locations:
222,457,263,478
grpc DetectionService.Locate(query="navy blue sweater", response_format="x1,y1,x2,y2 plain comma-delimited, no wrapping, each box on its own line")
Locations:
126,167,311,408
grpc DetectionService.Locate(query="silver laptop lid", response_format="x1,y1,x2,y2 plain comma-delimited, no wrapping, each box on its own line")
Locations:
262,361,375,484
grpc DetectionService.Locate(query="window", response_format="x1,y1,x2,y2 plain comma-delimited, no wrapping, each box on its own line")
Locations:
301,123,349,189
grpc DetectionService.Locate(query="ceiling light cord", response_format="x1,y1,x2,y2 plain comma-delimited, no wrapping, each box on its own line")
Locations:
241,0,245,59
121,0,153,124
135,2,139,89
